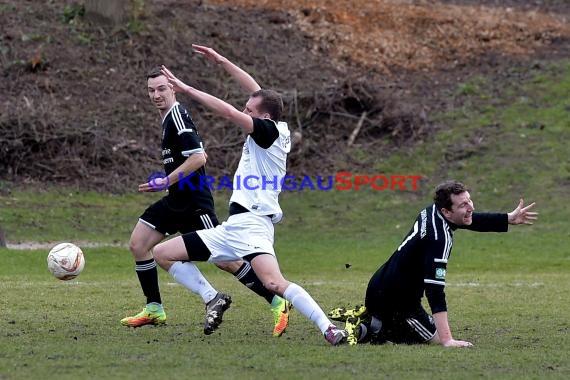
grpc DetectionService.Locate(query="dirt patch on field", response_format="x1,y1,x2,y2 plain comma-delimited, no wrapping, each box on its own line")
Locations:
0,0,568,190
209,0,569,73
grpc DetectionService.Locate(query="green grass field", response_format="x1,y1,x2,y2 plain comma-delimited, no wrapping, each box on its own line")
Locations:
1,61,569,379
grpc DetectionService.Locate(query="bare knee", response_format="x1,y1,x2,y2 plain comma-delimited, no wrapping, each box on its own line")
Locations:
152,237,190,271
152,244,170,270
129,237,149,260
263,279,290,297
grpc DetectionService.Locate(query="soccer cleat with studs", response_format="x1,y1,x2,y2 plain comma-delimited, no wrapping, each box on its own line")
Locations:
324,324,348,346
328,304,367,321
203,293,232,335
344,316,362,346
120,303,167,327
271,296,292,337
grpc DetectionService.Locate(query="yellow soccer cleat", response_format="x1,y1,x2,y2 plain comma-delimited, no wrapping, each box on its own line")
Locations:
344,316,362,346
328,304,367,321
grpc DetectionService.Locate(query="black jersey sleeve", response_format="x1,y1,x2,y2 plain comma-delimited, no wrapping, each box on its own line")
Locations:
422,210,452,314
425,286,447,314
250,118,279,149
172,104,204,157
459,212,508,232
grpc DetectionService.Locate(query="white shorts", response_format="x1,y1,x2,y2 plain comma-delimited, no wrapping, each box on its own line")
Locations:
196,212,275,262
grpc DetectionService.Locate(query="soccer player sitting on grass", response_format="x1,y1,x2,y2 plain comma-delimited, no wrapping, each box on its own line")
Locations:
329,180,537,347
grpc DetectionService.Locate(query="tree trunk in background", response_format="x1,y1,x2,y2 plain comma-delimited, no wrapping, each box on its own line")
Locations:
0,225,6,248
85,0,130,25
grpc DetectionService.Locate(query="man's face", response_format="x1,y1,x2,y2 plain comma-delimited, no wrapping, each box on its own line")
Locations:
243,96,269,119
442,191,474,226
148,75,175,112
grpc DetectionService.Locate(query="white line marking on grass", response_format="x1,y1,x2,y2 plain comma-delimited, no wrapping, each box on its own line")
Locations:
451,282,544,288
303,281,545,288
5,241,127,250
303,281,370,286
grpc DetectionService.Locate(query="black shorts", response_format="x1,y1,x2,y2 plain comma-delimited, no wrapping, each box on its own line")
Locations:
371,305,437,345
139,195,219,235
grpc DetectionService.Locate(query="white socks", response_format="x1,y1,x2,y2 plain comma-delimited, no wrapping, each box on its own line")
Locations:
169,261,217,304
283,283,332,333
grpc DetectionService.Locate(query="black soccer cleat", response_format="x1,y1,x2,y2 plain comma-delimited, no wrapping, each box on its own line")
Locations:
203,293,232,335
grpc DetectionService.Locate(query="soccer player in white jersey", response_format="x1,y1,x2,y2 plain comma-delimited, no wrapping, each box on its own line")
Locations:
121,66,291,337
152,45,348,345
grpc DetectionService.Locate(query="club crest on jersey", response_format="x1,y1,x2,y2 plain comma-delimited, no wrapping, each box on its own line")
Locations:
435,268,447,280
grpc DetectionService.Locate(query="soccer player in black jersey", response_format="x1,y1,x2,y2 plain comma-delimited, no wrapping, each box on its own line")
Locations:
121,67,290,336
330,180,537,347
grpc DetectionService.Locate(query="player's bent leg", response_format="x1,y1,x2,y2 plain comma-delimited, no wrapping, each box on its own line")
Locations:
215,261,242,273
178,231,234,335
169,261,218,305
250,254,347,345
247,254,293,337
388,307,436,345
153,235,197,270
218,260,291,337
129,221,164,261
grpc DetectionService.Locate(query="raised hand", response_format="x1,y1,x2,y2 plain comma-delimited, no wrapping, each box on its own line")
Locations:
191,44,260,92
192,44,225,64
160,65,189,94
507,198,538,225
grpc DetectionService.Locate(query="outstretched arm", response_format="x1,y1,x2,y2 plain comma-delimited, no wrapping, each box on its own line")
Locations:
161,66,254,134
461,198,537,232
508,198,538,225
192,44,261,94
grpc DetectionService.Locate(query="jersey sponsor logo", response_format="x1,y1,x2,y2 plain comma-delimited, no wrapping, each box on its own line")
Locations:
435,268,447,280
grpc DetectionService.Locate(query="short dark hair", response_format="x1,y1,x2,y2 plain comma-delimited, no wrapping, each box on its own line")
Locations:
146,66,163,80
434,180,470,211
251,89,283,121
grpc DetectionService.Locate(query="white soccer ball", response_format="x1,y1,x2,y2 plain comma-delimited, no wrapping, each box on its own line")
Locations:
47,243,86,280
